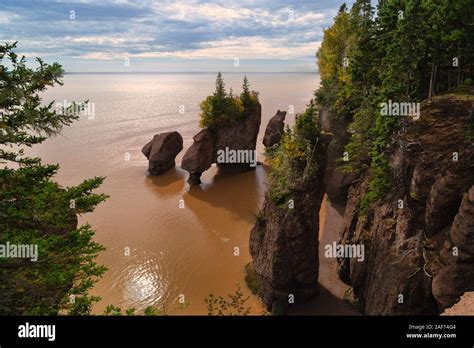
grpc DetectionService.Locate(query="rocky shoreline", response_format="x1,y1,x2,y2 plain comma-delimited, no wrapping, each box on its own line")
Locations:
140,78,473,317
248,91,474,315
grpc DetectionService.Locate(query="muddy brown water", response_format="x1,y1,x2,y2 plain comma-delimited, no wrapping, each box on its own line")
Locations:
28,73,355,315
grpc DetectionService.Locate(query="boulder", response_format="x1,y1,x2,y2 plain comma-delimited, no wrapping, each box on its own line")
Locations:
142,131,183,175
263,110,286,147
181,129,214,185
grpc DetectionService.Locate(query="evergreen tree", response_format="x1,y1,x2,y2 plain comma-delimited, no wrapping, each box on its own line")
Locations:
212,72,227,121
241,75,251,105
214,71,226,100
0,42,107,315
315,0,474,209
199,73,252,128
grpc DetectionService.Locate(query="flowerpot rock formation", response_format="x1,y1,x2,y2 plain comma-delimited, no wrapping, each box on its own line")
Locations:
181,103,262,185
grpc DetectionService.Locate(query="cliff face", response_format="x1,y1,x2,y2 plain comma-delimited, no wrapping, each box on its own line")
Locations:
250,92,474,315
338,93,474,314
320,107,357,204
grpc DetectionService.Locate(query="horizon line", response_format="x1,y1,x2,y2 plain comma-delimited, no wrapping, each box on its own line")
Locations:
64,71,318,75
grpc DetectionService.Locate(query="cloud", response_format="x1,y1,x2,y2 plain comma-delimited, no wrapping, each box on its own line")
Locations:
78,36,321,60
0,0,352,70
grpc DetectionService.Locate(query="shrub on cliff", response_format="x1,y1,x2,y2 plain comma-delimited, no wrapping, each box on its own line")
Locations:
199,73,258,129
268,102,320,205
0,42,107,315
244,262,263,299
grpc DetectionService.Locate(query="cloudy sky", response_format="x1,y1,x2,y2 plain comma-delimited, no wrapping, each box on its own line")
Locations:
0,0,355,72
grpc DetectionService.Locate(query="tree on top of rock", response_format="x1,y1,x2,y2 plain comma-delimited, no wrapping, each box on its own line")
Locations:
210,71,227,122
214,71,226,100
241,75,251,105
200,73,259,129
241,75,259,116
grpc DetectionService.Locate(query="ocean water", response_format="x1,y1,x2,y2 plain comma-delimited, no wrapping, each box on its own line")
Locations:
31,72,320,314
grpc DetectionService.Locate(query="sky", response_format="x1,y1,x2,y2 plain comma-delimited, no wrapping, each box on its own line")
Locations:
0,0,356,73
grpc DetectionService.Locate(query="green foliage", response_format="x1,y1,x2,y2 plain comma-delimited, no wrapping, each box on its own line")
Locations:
241,75,251,106
102,299,191,315
316,0,474,209
204,284,251,316
103,305,164,316
199,73,258,129
343,287,360,310
0,42,107,315
214,71,226,100
144,306,164,316
103,305,128,316
267,102,320,206
244,262,263,299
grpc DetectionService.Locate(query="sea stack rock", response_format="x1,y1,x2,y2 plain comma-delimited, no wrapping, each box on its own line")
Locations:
181,129,215,185
249,132,332,313
181,102,262,185
142,131,183,175
214,103,262,172
263,110,286,147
